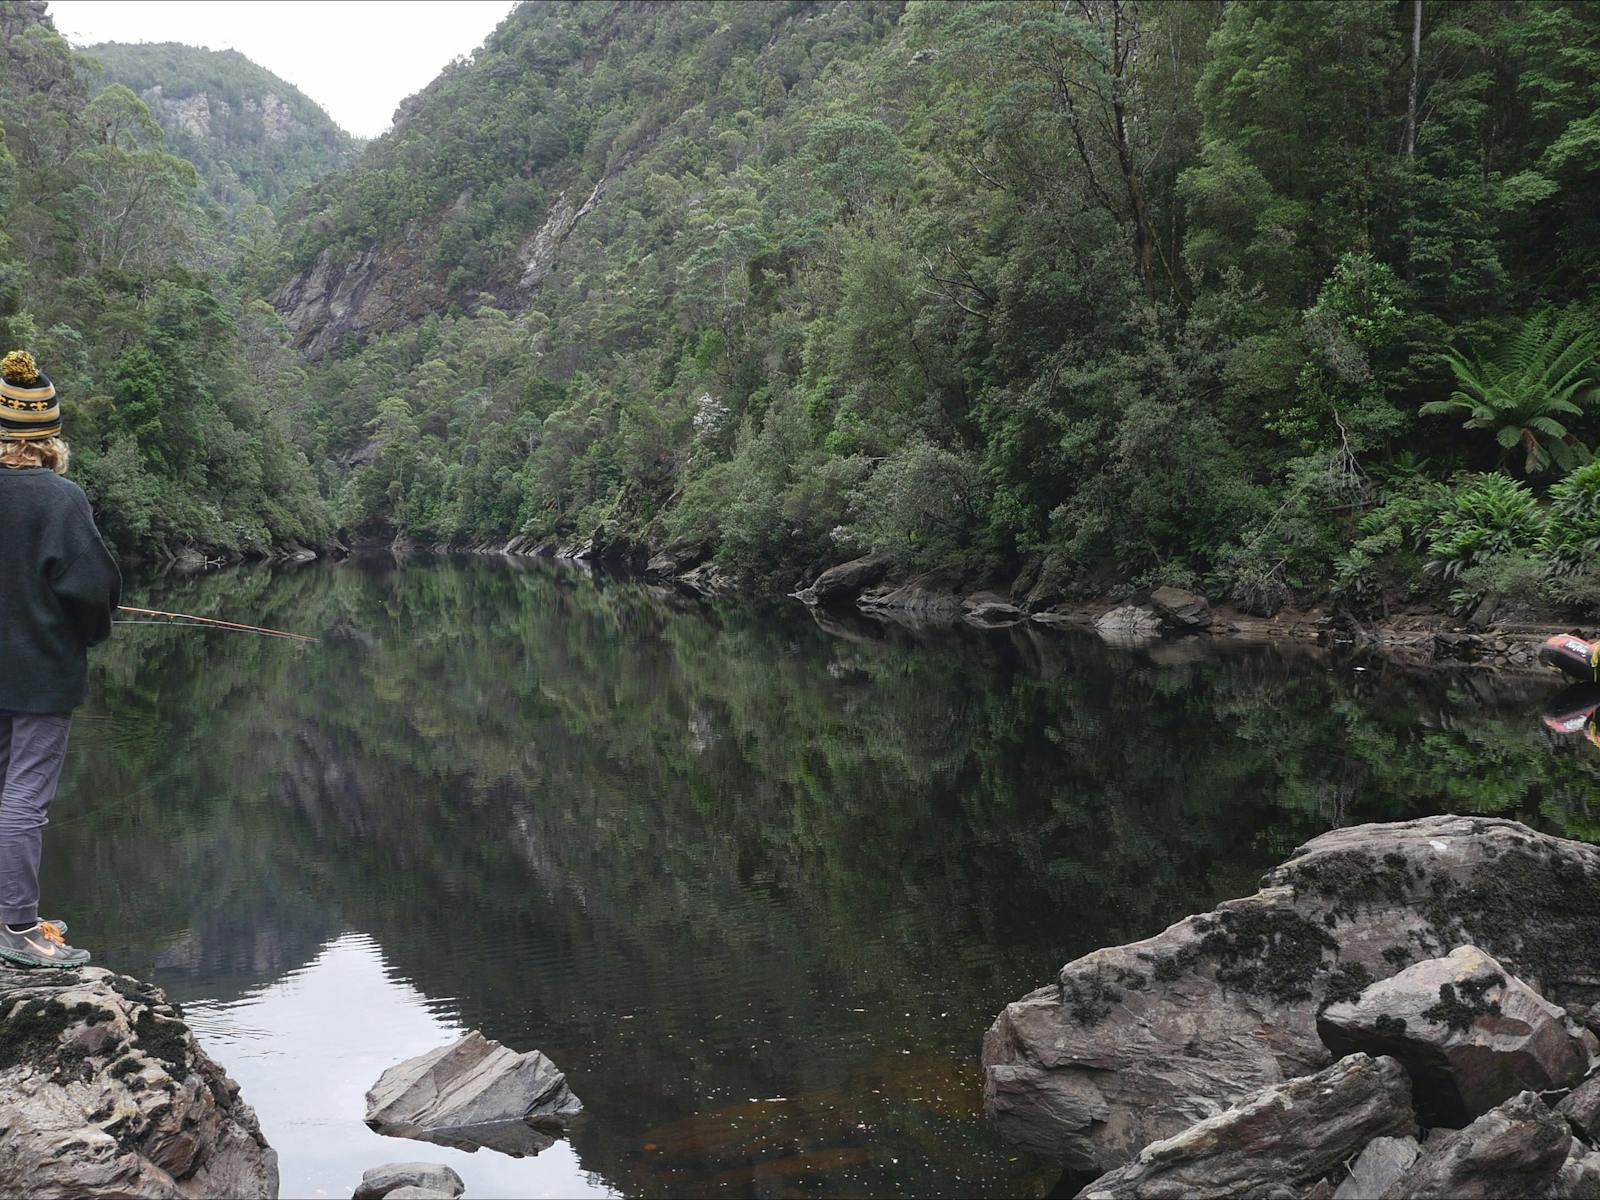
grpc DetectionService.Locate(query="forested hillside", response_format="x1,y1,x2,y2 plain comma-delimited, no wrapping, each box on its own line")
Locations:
90,42,360,218
267,0,1600,614
0,1,331,557
9,0,1600,614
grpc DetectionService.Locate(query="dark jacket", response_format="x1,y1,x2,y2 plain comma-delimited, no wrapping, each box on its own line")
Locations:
0,466,121,713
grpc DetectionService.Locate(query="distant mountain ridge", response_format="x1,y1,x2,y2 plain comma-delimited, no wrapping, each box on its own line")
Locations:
88,41,360,215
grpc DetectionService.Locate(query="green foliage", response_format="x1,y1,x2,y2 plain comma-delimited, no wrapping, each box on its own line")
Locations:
0,5,331,558
1540,460,1600,576
1420,308,1600,475
1423,474,1546,600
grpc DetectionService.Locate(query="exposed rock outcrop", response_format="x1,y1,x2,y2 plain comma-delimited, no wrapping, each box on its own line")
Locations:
857,571,965,621
1149,587,1211,632
274,223,449,360
0,964,277,1199
365,1030,581,1158
1332,1135,1420,1200
982,816,1600,1173
1378,1091,1572,1198
1075,1053,1416,1199
1318,945,1598,1127
795,557,891,608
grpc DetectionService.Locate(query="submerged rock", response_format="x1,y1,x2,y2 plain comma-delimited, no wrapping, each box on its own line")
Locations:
982,816,1600,1173
352,1162,465,1199
1075,1053,1415,1199
1318,945,1598,1126
0,964,277,1199
1378,1091,1571,1198
365,1031,581,1158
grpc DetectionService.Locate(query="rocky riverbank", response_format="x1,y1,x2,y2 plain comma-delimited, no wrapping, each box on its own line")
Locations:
982,815,1600,1197
435,536,1591,671
0,963,277,1198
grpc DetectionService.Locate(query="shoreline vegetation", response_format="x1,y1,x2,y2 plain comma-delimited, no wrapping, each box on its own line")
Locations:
7,4,1600,635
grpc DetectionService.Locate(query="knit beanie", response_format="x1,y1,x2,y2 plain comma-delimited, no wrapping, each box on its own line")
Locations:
0,351,61,441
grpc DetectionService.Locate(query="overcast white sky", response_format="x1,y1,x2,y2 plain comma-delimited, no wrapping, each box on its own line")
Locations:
48,1,519,139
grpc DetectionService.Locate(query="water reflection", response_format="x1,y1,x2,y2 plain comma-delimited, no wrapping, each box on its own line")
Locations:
40,556,1600,1197
184,933,616,1199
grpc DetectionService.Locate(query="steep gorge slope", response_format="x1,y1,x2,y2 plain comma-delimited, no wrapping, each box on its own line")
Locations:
263,0,1600,611
89,41,360,217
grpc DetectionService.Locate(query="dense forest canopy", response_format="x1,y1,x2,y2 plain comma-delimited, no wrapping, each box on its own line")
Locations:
6,0,1600,615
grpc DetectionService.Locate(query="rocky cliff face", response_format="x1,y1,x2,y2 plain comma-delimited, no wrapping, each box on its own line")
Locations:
0,963,278,1199
273,217,451,359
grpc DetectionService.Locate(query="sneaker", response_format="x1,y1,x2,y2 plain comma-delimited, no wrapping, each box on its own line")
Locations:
38,918,67,938
0,921,90,968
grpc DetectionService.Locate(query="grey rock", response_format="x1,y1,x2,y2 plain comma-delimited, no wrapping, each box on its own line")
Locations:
1074,1054,1415,1199
982,816,1600,1173
1092,604,1162,644
644,542,708,578
1149,587,1211,631
1319,946,1598,1126
383,1188,454,1200
1553,1140,1600,1199
677,561,733,597
1379,1091,1570,1198
795,556,891,607
0,964,277,1199
1558,1072,1600,1140
353,1162,464,1200
962,591,1027,627
1333,1136,1421,1200
857,571,964,621
365,1031,581,1158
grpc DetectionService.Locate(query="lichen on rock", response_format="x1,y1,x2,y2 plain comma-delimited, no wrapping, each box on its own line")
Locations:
0,964,277,1199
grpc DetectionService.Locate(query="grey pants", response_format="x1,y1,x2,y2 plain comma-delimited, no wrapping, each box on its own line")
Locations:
0,713,70,927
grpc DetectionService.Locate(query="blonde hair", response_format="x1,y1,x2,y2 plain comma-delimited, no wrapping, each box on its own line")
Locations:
0,436,70,474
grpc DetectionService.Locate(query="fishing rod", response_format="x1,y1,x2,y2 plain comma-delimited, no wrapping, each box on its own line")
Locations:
114,605,318,644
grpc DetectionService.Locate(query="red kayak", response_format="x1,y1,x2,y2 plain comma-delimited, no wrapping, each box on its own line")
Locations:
1538,634,1599,682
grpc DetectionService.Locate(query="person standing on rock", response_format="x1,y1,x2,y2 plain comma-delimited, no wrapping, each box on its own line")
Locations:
0,351,119,968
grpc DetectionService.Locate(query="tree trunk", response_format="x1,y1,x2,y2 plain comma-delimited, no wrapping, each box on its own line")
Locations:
1403,0,1422,158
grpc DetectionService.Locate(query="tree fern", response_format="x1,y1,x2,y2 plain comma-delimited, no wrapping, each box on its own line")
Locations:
1420,307,1600,474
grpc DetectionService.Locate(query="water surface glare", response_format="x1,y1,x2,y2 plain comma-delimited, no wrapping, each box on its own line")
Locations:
45,556,1600,1197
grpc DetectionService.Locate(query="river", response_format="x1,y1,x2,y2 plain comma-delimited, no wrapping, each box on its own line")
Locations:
42,555,1600,1198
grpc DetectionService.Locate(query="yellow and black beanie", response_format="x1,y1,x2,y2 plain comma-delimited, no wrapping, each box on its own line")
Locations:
0,351,61,441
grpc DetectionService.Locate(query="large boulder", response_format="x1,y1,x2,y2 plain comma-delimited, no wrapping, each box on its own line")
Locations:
1318,946,1597,1126
1093,604,1162,644
795,557,891,607
1075,1053,1416,1199
982,817,1600,1173
857,570,965,621
1378,1091,1571,1198
962,591,1027,627
365,1031,581,1158
0,964,277,1199
1149,587,1211,632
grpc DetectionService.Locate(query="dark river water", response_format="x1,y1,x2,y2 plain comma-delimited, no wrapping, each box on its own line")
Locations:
42,556,1600,1198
